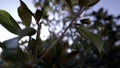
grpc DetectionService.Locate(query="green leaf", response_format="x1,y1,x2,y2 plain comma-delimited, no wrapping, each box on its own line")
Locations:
2,63,30,68
76,25,104,53
0,10,21,34
78,0,89,8
17,27,36,38
28,39,37,53
78,0,100,9
87,0,100,7
3,37,19,49
18,0,33,28
28,38,42,56
1,37,29,62
66,51,79,62
1,48,29,62
34,9,43,23
80,18,91,24
60,50,79,64
41,7,48,19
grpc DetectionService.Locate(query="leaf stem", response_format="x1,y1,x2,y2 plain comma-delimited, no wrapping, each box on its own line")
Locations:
33,22,42,64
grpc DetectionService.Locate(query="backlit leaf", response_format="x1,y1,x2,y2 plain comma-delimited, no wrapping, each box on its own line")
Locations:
0,10,21,34
80,18,91,24
41,7,49,19
34,9,42,23
78,0,89,8
76,25,104,53
2,37,19,49
18,0,33,27
78,0,100,9
87,0,100,7
28,38,42,57
1,37,29,62
17,27,36,38
28,39,37,54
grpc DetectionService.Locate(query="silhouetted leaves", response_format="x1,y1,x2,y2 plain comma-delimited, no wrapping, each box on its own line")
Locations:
87,0,100,7
17,27,36,38
34,9,43,23
78,0,100,8
76,25,104,53
78,0,89,8
1,37,29,62
80,18,91,24
18,0,33,28
0,0,120,68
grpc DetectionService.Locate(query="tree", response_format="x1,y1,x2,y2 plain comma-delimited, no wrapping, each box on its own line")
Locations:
0,0,120,68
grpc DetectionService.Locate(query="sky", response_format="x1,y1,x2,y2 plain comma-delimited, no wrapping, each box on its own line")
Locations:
0,0,120,42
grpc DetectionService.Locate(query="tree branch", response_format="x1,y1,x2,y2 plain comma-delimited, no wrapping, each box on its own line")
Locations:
37,7,85,63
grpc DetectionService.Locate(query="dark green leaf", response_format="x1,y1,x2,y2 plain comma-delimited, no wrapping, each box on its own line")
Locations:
87,0,100,7
41,7,48,19
78,0,89,8
76,25,104,53
1,37,29,62
2,63,31,68
1,48,29,62
28,38,42,56
2,37,19,49
66,51,79,62
18,0,33,27
0,10,21,34
28,39,37,53
78,0,100,9
17,27,36,38
34,9,42,23
80,18,91,24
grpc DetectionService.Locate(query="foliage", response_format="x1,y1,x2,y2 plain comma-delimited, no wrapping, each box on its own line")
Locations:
0,0,120,68
0,10,21,34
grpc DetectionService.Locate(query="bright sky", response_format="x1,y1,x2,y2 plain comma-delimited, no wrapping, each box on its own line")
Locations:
0,0,120,42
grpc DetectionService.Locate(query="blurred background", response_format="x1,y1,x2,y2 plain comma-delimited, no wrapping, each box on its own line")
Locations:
0,0,120,68
0,0,120,42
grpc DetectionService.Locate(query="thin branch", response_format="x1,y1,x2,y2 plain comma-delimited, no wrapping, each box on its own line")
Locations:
34,22,42,64
36,22,41,40
37,7,85,63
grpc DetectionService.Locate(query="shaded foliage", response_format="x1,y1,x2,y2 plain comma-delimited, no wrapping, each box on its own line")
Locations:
0,0,120,68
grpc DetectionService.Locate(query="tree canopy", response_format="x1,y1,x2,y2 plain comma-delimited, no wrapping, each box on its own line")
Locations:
0,0,120,68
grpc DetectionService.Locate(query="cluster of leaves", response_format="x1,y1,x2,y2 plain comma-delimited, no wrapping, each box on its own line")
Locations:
0,0,119,68
71,8,120,68
0,0,41,67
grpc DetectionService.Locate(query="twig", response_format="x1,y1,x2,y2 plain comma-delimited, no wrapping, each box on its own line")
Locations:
37,7,85,63
34,22,41,64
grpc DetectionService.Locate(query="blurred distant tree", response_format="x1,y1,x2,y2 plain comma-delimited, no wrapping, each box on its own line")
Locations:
0,0,120,68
